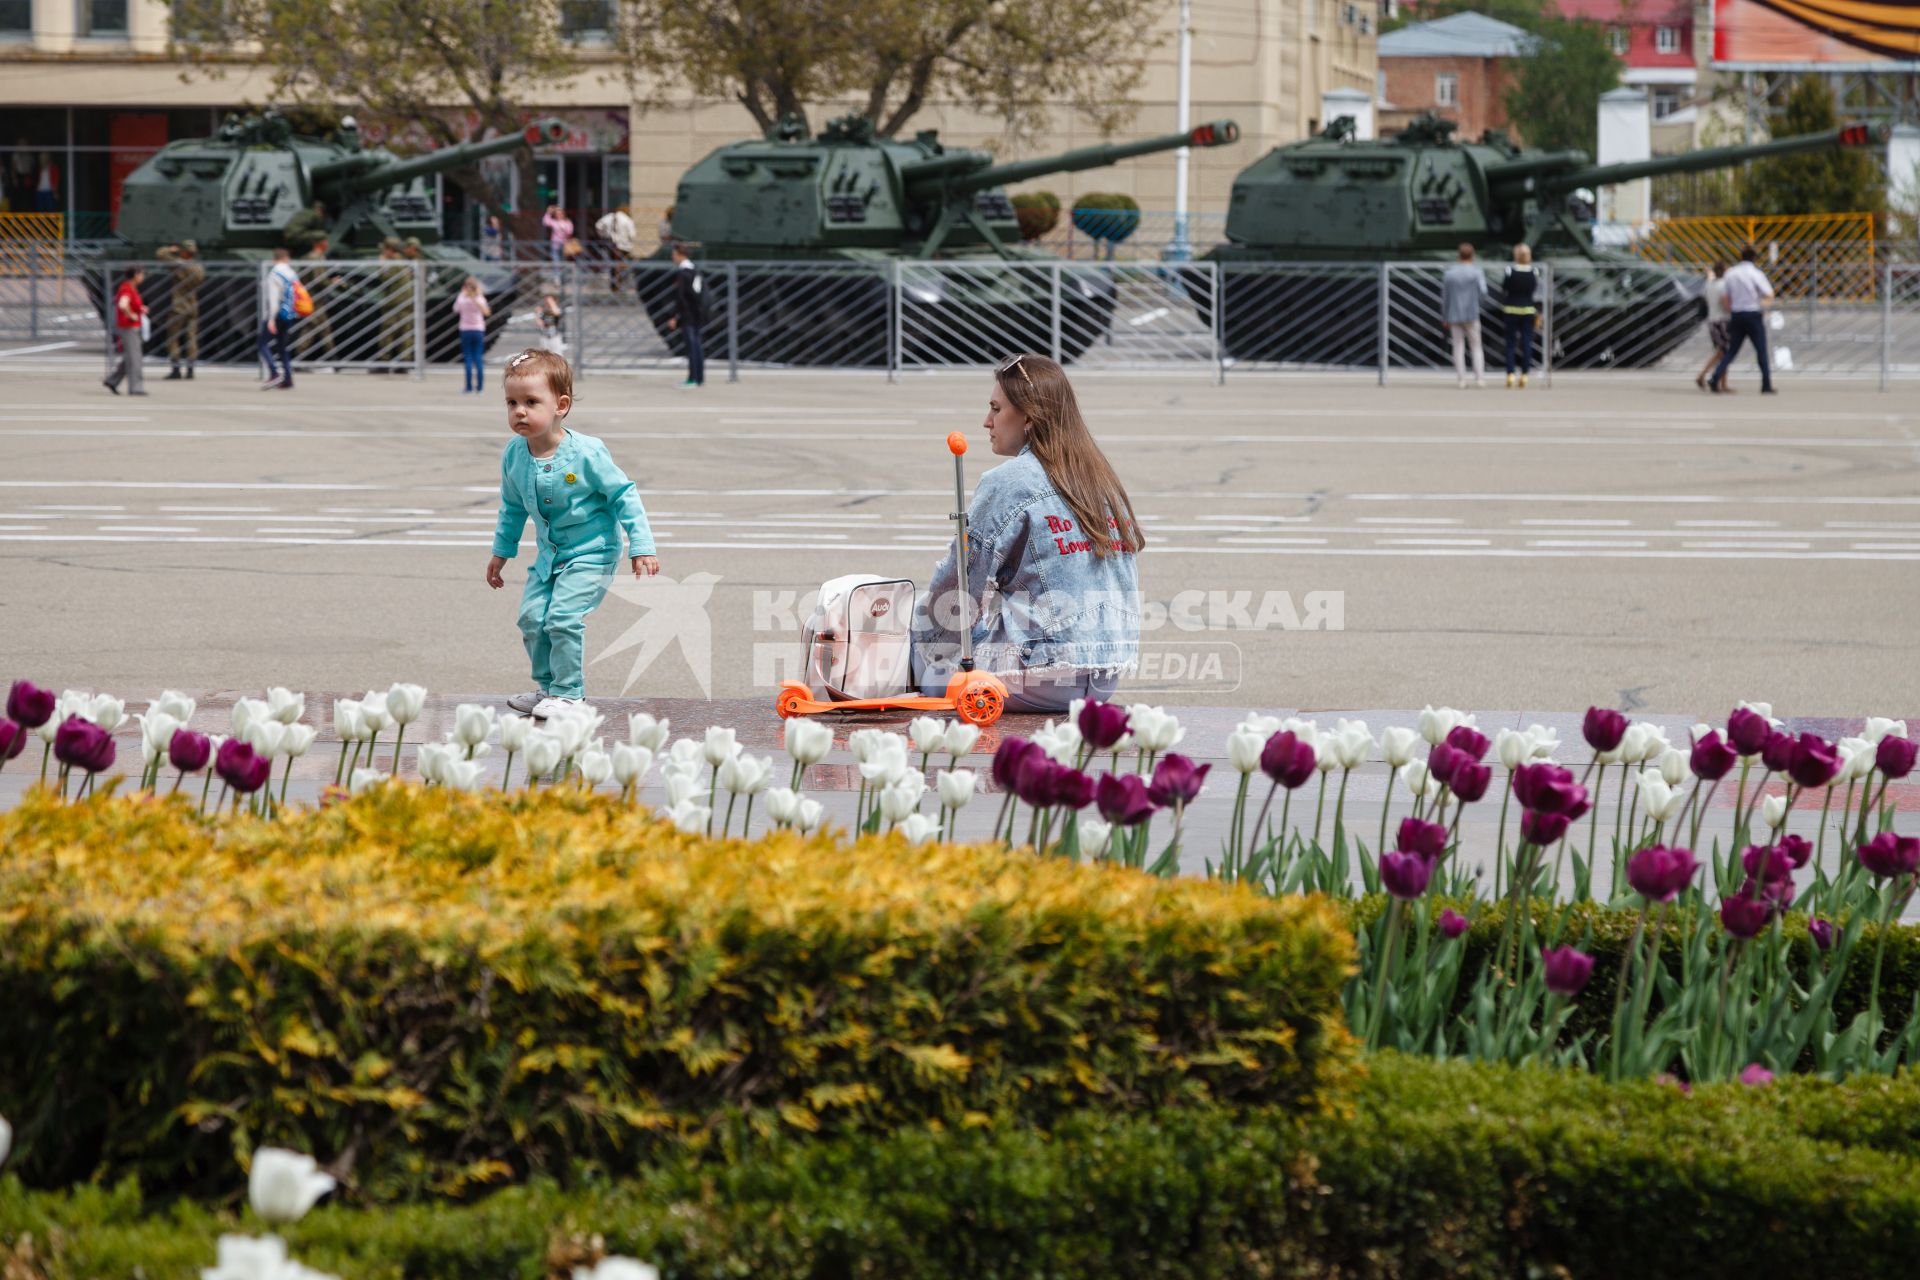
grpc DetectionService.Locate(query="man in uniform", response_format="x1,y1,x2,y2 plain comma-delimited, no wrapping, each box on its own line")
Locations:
375,236,412,371
284,200,329,253
293,236,341,366
156,240,206,380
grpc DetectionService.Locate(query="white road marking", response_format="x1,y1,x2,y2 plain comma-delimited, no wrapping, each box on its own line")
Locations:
34,504,125,511
96,525,200,533
1530,539,1650,548
1517,518,1635,527
0,341,79,357
1681,540,1811,550
1826,521,1920,530
1376,538,1493,547
1217,536,1331,545
159,504,277,513
1677,520,1781,528
1852,542,1920,551
1356,516,1462,525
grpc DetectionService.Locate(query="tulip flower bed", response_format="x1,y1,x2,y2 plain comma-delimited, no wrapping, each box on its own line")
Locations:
7,1054,1920,1279
0,787,1353,1202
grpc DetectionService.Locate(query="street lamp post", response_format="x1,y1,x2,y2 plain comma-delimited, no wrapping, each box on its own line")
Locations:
1168,0,1193,261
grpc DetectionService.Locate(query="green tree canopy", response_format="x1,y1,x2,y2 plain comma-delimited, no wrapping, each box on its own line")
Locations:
1502,14,1621,155
1740,77,1885,216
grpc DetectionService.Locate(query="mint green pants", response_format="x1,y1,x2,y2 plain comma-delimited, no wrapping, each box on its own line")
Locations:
517,557,614,699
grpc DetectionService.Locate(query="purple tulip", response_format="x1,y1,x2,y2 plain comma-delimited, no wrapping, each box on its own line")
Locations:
52,715,115,774
168,728,212,774
1727,706,1773,756
1761,730,1797,774
1689,730,1739,781
1627,844,1699,902
1396,816,1449,864
1013,752,1060,807
1076,700,1131,752
1449,761,1492,804
1741,843,1796,887
1437,908,1470,939
1786,733,1840,789
1739,1064,1775,1086
1259,730,1317,789
1719,888,1772,940
1876,735,1918,781
991,737,1038,789
1808,918,1836,952
1426,741,1467,788
1583,707,1628,753
7,680,56,729
1778,833,1813,870
1146,753,1209,808
1540,946,1594,996
1519,808,1571,847
1857,831,1920,879
1050,767,1095,810
215,738,272,795
1095,772,1157,826
1379,849,1433,899
1511,763,1592,819
1445,724,1490,761
0,717,26,764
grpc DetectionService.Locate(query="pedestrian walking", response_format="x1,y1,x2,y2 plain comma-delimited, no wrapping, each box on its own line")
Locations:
667,241,707,388
1440,242,1486,388
258,247,302,390
454,276,492,393
102,266,148,396
480,213,507,263
485,348,660,720
536,289,566,355
1695,262,1731,392
542,205,574,264
1500,244,1539,388
156,240,205,381
1709,246,1776,395
594,205,637,292
375,237,412,371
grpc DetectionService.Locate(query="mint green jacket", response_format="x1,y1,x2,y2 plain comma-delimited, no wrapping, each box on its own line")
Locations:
491,430,655,578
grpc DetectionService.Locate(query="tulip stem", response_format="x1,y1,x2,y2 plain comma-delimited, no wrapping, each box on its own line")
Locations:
1311,772,1328,846
992,788,1013,847
723,792,738,838
1228,772,1250,876
1365,898,1405,1052
1332,768,1352,865
278,757,293,809
1493,781,1512,900
500,750,515,792
171,768,185,796
1250,779,1280,867
1583,761,1606,898
1377,771,1396,869
1609,904,1650,1081
333,740,350,788
200,768,214,814
39,740,50,787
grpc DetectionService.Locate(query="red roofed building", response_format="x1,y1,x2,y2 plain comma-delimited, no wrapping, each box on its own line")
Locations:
1554,0,1700,120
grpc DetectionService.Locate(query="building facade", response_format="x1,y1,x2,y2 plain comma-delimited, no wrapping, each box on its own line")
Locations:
1376,12,1529,139
1557,0,1699,120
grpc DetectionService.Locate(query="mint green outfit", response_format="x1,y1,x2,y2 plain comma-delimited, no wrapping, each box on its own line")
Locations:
491,430,656,700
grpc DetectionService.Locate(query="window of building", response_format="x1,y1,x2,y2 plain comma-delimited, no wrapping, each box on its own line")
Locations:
1652,87,1686,119
559,0,614,38
1608,26,1629,55
1435,72,1459,107
1655,26,1681,54
0,0,31,34
81,0,129,35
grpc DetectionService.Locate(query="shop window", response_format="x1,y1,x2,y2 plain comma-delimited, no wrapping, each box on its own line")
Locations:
0,0,31,35
81,0,129,35
559,0,614,38
1435,72,1458,107
1655,26,1681,54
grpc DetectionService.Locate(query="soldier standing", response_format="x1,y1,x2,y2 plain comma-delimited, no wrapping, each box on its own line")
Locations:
284,200,329,254
376,236,412,371
294,237,341,366
156,240,205,381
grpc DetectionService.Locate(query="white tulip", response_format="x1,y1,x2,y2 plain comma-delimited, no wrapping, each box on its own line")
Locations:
1128,704,1185,753
1226,729,1265,775
579,749,614,788
357,692,391,736
701,725,739,766
546,706,604,757
1398,760,1442,800
627,712,671,753
1417,705,1473,746
909,716,948,755
718,753,773,796
663,771,706,808
783,717,833,766
1033,719,1082,765
1279,717,1320,751
937,768,977,810
154,689,197,724
441,759,486,792
1837,737,1876,782
348,768,388,795
575,1258,661,1280
1761,793,1790,831
1238,713,1283,738
899,813,940,845
451,704,497,750
794,797,826,833
1525,725,1561,759
1657,748,1691,788
139,710,183,755
385,683,427,725
1383,726,1423,769
498,714,534,754
1691,723,1715,745
523,730,564,780
1639,724,1673,763
248,1147,336,1225
203,1233,289,1280
280,724,316,759
244,720,288,758
1633,770,1685,823
1315,750,1340,775
1737,700,1777,725
1865,717,1909,745
36,692,85,744
667,799,711,834
231,697,270,738
666,737,704,771
416,742,454,785
1079,817,1114,858
265,687,305,725
858,737,911,785
611,743,654,788
764,786,802,827
332,699,367,743
880,777,927,823
848,728,890,764
1332,718,1373,769
943,722,982,758
81,692,127,732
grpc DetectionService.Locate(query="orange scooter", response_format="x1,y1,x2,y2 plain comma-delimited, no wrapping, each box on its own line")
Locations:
775,432,1008,726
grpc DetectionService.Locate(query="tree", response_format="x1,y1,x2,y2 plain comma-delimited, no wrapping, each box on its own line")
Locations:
614,0,1163,143
1739,77,1885,217
1502,14,1621,154
171,0,579,230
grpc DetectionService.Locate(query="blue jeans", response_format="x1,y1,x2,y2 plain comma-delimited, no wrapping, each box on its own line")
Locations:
683,323,705,385
1713,310,1772,391
1503,312,1534,374
459,329,486,391
258,318,295,384
549,240,565,263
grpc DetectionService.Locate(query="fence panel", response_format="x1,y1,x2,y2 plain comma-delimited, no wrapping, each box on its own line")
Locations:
1214,262,1390,372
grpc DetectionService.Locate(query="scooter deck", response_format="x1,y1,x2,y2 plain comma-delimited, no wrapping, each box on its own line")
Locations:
777,692,962,717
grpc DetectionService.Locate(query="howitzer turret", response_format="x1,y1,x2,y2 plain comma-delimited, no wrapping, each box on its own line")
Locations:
650,115,1242,364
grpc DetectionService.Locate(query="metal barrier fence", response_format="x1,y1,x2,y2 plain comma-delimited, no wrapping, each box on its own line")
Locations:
16,252,1918,386
1633,214,1879,301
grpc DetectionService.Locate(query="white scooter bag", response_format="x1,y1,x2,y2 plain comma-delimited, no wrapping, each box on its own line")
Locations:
803,573,917,700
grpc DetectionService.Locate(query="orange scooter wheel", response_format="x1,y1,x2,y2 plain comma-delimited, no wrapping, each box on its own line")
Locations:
954,675,1005,726
775,681,810,719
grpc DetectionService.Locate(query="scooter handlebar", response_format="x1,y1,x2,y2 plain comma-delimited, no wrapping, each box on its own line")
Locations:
947,431,968,456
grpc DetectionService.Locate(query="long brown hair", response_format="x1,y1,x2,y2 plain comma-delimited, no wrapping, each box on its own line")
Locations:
995,353,1146,557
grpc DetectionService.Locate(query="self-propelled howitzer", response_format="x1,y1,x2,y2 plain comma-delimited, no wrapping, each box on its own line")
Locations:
647,116,1240,365
1204,114,1887,367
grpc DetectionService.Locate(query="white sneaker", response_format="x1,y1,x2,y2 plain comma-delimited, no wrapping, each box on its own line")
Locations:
1457,376,1467,389
531,696,585,720
507,690,543,714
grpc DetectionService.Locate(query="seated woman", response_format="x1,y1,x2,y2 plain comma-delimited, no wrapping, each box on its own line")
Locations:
912,353,1144,714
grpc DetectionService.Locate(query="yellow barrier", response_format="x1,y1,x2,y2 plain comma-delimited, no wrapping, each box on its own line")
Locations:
0,212,64,278
1635,212,1878,302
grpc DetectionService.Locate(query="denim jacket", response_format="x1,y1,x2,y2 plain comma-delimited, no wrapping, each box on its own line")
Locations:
491,429,655,580
913,446,1139,675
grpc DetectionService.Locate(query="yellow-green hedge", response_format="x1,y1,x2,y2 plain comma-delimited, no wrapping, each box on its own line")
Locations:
0,788,1353,1202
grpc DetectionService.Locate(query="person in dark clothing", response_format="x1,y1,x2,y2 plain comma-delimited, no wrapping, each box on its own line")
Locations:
667,241,707,388
1500,243,1539,388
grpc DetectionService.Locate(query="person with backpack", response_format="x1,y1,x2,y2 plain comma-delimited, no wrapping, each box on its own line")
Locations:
258,247,305,390
666,241,707,388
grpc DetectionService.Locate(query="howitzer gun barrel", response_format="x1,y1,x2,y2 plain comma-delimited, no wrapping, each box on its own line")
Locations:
1491,123,1886,197
312,119,567,194
905,121,1240,200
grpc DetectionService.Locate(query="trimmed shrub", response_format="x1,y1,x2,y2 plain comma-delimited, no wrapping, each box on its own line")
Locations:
0,788,1353,1201
5,1055,1920,1278
1010,190,1060,240
1070,193,1141,242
